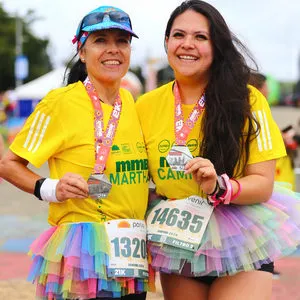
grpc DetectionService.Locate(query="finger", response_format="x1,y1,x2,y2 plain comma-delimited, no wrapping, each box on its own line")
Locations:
192,172,202,185
64,184,88,198
63,177,89,194
57,190,86,202
185,160,212,174
184,157,204,170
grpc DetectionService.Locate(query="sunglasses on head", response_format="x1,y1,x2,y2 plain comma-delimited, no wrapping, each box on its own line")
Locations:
81,11,132,29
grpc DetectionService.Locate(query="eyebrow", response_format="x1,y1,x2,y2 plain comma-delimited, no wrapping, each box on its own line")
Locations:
172,28,209,35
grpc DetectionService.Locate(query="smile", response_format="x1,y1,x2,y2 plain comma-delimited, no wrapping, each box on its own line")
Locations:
178,55,198,61
102,60,121,65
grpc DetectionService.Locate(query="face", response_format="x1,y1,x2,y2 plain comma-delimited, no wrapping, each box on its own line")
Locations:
166,10,213,82
79,29,131,85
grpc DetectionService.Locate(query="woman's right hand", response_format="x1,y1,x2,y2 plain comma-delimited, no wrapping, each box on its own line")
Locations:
56,173,89,202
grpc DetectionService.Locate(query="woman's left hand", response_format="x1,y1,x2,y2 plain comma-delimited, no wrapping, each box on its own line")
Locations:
184,157,217,194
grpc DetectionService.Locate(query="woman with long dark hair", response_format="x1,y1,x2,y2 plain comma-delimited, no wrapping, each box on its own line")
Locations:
137,1,300,299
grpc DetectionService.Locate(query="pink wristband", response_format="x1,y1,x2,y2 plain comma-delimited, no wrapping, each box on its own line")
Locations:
230,178,241,201
220,174,232,205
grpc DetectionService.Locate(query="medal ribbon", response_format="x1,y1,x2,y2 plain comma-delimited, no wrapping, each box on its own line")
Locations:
84,77,122,173
173,81,206,145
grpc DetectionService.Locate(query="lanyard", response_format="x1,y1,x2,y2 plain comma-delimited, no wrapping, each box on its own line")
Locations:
84,77,122,173
173,81,206,145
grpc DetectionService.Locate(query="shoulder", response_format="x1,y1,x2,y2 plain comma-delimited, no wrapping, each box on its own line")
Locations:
248,84,271,112
42,81,84,106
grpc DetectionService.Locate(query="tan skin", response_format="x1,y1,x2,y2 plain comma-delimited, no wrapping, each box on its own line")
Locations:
0,29,132,202
160,9,274,300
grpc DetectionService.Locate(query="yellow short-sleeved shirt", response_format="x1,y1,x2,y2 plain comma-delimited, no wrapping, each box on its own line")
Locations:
275,156,296,190
10,81,149,225
136,81,286,199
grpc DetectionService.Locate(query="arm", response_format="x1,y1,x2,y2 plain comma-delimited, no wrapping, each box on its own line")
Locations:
184,157,275,205
0,149,39,193
0,149,89,201
230,159,275,205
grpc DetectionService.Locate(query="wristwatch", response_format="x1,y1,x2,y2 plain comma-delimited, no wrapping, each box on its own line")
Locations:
34,178,46,200
215,175,227,199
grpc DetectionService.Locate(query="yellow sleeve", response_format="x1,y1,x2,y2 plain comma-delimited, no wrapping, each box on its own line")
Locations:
247,85,286,164
10,91,66,168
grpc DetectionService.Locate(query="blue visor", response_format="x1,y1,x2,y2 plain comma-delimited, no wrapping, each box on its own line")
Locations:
73,6,138,47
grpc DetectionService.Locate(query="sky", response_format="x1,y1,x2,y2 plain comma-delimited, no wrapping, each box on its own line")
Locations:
2,0,300,82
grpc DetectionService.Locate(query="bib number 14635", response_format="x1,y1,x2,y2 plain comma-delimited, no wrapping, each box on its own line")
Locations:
151,207,204,233
147,196,213,252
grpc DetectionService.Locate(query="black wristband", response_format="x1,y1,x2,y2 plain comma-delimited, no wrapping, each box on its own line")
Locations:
34,178,46,200
207,181,219,196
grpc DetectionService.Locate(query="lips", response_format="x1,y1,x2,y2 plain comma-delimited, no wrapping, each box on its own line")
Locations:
102,60,121,65
178,55,198,61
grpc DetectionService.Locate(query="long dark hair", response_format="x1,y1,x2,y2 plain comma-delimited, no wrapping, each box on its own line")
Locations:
65,42,87,85
166,0,259,177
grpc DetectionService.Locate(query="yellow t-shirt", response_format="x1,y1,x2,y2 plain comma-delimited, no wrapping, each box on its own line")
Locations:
10,81,149,225
136,81,286,199
275,156,296,190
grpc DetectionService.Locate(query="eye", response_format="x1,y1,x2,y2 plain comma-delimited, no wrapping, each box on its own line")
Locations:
118,38,130,44
196,34,208,40
94,37,106,43
172,32,184,38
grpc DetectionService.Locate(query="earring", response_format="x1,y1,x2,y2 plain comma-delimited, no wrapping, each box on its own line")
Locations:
81,58,85,63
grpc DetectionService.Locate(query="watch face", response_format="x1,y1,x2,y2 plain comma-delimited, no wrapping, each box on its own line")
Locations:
217,175,226,193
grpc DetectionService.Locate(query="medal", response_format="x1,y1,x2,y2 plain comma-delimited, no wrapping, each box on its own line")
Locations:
168,81,206,172
88,173,112,199
166,145,193,171
84,77,122,199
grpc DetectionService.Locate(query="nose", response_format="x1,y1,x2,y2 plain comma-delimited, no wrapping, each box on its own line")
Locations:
181,35,195,49
106,41,119,54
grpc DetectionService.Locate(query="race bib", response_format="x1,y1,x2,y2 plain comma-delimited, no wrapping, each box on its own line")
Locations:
147,196,213,252
105,219,148,278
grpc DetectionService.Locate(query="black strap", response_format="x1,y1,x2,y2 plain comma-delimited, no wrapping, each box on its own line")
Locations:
34,178,46,200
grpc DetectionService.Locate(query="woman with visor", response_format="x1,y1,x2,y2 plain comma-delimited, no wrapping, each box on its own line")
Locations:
0,5,154,300
137,0,300,299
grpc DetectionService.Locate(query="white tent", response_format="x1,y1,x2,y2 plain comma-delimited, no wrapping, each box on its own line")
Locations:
14,67,66,100
14,67,142,101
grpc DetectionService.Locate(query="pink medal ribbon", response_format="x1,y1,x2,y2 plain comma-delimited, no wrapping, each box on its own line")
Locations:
173,81,206,145
84,77,122,174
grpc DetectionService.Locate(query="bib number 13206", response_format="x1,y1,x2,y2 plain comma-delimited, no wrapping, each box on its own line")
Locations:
111,237,146,259
105,219,148,278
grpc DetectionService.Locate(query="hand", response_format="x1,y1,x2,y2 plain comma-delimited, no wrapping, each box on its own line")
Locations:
184,157,217,195
56,173,89,202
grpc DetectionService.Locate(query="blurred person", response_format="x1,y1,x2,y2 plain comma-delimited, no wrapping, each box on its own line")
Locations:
121,71,143,100
0,5,154,300
136,1,300,299
249,72,297,190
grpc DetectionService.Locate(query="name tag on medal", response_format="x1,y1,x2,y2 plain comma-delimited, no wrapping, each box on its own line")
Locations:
166,145,193,171
88,173,112,199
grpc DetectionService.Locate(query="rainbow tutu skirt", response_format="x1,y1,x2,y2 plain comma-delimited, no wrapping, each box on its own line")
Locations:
28,222,155,299
147,183,300,277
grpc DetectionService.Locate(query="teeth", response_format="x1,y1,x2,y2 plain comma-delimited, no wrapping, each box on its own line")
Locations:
179,55,197,60
103,60,120,65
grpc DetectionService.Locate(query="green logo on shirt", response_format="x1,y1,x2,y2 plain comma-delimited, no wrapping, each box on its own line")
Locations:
158,139,170,153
